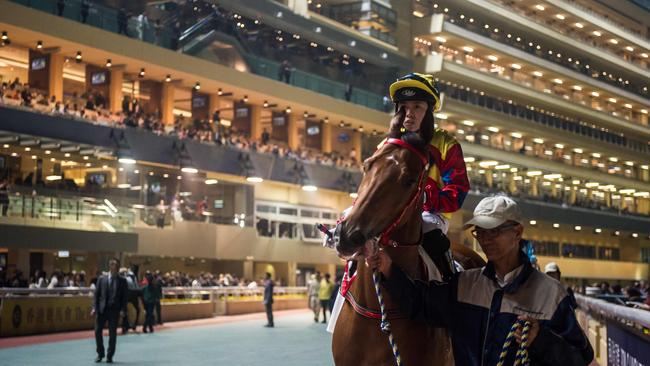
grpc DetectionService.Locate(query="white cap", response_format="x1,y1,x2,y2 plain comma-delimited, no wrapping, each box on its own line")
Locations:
544,262,560,273
462,195,522,230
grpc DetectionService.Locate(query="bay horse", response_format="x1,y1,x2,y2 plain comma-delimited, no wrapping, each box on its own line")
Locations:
331,133,485,366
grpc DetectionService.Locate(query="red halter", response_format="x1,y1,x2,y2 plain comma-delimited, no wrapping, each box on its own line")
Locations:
375,138,429,248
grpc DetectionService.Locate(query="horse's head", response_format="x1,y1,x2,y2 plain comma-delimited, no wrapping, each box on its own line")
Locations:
335,133,429,259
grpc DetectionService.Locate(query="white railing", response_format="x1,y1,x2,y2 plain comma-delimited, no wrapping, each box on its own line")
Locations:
576,293,650,329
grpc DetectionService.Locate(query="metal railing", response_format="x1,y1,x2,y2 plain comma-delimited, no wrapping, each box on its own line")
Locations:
0,286,308,302
576,293,650,329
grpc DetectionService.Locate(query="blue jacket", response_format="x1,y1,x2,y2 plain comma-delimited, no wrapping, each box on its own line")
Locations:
382,253,593,366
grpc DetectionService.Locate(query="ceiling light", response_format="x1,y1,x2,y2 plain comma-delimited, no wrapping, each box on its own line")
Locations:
526,171,542,176
572,85,583,91
495,164,510,170
36,40,43,49
194,82,201,91
247,177,264,183
510,132,522,138
349,192,358,198
625,46,634,52
529,220,537,226
478,160,499,167
165,74,171,82
624,103,632,109
532,71,543,77
591,91,600,97
434,113,448,119
510,63,522,70
487,55,499,62
435,36,446,43
487,126,499,133
302,185,318,192
553,223,560,228
46,175,62,181
632,233,639,238
555,14,565,20
592,31,601,37
544,174,562,179
118,157,136,164
139,68,145,77
535,5,545,11
554,143,564,149
181,167,198,174
464,157,476,163
553,78,563,84
609,157,618,162
533,138,544,144
574,226,582,231
462,46,474,53
462,120,475,126
608,98,617,103
205,179,218,185
609,39,618,44
592,153,601,158
641,53,648,58
574,23,584,28
613,231,620,236
105,59,112,68
75,51,82,62
594,228,602,234
285,106,292,114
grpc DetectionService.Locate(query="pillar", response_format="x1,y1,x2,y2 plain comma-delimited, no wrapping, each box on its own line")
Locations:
321,122,332,154
160,81,175,125
287,261,297,286
351,130,362,162
48,53,64,102
250,105,263,142
485,170,493,188
109,67,124,113
530,177,538,197
508,174,517,194
287,113,299,151
7,249,30,278
243,260,254,281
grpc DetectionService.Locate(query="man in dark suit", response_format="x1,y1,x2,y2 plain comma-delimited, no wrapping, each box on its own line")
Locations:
263,272,274,328
92,258,128,363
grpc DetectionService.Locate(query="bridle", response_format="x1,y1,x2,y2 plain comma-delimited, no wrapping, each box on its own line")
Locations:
373,138,429,248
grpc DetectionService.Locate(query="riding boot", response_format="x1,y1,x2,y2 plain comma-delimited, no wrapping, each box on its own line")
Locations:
421,229,456,282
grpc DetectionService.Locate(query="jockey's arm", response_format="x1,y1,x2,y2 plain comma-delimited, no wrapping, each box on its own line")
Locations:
381,262,454,328
423,143,469,214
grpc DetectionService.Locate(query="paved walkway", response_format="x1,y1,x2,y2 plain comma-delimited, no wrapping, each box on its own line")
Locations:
0,309,334,366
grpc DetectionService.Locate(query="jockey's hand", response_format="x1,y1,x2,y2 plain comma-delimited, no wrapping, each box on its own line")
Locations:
515,315,540,346
365,249,392,278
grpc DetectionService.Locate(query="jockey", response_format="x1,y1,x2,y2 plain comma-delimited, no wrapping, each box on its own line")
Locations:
387,72,469,236
323,73,469,279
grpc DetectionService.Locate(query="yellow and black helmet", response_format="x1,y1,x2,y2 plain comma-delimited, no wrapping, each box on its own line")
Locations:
389,73,441,112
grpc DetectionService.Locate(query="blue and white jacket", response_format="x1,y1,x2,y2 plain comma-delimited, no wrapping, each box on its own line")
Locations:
382,252,593,366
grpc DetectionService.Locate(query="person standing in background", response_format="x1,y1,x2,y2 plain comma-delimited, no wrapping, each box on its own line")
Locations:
92,258,128,363
307,273,321,322
318,273,334,323
263,272,274,327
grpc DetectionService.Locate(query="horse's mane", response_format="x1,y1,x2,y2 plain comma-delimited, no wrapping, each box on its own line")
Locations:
386,131,428,156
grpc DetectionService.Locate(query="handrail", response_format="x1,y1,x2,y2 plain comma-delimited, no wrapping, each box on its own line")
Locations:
575,293,650,329
0,286,308,298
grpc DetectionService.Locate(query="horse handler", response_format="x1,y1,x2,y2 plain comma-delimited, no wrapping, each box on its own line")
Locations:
367,194,594,366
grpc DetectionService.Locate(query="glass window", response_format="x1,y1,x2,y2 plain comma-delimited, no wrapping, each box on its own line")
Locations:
279,207,298,216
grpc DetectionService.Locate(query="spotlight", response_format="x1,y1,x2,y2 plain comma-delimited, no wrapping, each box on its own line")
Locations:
194,82,201,91
75,51,82,62
36,40,43,49
165,74,171,82
217,88,223,96
243,95,248,102
139,68,145,78
285,106,291,114
1,31,7,40
263,100,269,108
105,59,112,68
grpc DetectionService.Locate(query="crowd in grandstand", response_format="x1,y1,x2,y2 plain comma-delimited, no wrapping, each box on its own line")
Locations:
0,266,268,289
0,79,361,170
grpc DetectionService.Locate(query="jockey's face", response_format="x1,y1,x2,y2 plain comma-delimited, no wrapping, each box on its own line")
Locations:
398,100,428,132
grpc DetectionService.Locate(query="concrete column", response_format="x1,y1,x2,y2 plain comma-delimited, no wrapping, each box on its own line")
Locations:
508,174,517,194
485,170,493,188
530,177,538,197
48,53,65,102
7,249,30,277
160,81,175,125
243,260,254,281
108,67,124,113
351,130,362,162
287,113,299,151
287,261,297,286
250,105,263,142
321,122,332,154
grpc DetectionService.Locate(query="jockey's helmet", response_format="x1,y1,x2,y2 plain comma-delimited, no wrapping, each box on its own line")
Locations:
389,73,441,112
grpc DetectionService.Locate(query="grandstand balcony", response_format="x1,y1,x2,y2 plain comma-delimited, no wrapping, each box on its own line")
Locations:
410,1,650,98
